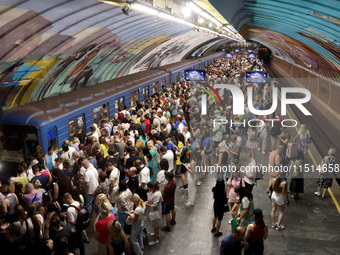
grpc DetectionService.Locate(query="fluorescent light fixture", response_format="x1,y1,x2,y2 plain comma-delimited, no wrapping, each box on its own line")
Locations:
131,3,158,15
186,1,222,27
158,12,174,20
199,18,204,23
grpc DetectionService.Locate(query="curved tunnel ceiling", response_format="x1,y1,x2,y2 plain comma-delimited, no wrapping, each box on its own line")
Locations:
209,0,340,80
0,0,232,110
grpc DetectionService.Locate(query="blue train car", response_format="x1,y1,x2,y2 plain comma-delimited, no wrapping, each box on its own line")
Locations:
0,69,168,181
0,53,224,181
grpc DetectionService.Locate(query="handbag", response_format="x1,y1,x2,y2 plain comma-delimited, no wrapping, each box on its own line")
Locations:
230,203,240,218
231,217,239,233
148,210,161,221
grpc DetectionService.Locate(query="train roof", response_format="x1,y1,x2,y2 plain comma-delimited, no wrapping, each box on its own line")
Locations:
0,69,167,128
154,52,224,72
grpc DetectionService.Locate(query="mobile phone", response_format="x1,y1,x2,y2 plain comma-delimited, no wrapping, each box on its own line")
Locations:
124,211,129,213
63,204,69,207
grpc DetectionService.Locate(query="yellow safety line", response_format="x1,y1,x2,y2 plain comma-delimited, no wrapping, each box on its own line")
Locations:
283,95,340,214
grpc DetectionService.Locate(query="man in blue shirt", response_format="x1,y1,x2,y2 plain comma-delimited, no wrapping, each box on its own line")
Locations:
220,226,248,255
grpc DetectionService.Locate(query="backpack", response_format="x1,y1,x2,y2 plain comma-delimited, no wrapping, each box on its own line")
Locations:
69,205,91,230
270,124,279,137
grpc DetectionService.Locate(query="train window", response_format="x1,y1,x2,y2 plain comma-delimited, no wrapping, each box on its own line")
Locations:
129,89,139,108
176,73,180,82
119,97,125,109
76,115,85,137
68,119,76,141
93,103,109,125
161,79,166,91
47,128,57,150
142,86,149,100
152,81,159,94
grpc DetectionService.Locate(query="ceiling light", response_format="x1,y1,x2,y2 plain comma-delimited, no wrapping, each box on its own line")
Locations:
131,3,158,15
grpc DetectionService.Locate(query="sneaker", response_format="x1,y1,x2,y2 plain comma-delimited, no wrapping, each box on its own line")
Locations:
197,181,202,186
258,148,261,151
261,151,266,155
272,223,277,229
185,201,193,206
161,226,171,232
180,185,188,191
149,240,159,246
276,225,285,231
314,192,321,197
149,233,155,236
170,219,176,225
214,232,223,237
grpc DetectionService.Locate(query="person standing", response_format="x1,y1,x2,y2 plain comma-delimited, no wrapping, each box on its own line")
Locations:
240,153,256,192
116,180,133,230
83,159,99,217
289,150,304,199
161,172,177,232
211,180,226,237
293,124,311,157
145,182,162,246
270,174,286,231
44,146,57,171
61,192,85,255
235,185,255,229
315,148,337,199
94,202,115,255
244,209,268,255
126,194,145,255
107,220,129,255
257,117,269,155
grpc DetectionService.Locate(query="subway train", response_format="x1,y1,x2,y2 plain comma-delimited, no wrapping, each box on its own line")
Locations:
0,52,224,181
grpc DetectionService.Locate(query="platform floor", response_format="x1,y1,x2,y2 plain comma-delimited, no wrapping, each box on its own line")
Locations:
84,149,340,254
81,95,340,255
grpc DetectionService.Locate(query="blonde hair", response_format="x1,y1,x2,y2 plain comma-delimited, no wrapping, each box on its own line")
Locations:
95,193,111,205
272,178,282,193
299,124,307,137
328,148,336,157
73,137,80,144
99,202,111,217
132,194,145,208
108,220,128,248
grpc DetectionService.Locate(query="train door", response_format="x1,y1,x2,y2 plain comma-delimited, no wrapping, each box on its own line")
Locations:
142,86,149,102
47,127,58,150
152,81,159,94
93,103,109,125
129,89,139,108
161,78,166,91
114,97,125,112
68,114,85,141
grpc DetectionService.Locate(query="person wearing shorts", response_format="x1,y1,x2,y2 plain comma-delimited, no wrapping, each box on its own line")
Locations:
161,172,177,232
211,180,226,237
270,176,286,231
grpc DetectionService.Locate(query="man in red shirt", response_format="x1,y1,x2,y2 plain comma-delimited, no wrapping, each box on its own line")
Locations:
144,113,151,134
161,171,177,232
118,107,124,123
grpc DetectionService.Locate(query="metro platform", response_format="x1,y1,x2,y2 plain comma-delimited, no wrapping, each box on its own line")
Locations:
82,96,340,255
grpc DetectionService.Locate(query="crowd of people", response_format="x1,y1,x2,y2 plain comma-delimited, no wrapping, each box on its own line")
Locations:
0,53,338,255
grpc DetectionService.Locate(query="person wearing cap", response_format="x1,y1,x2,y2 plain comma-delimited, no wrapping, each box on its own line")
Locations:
220,226,248,255
161,171,177,232
244,208,268,255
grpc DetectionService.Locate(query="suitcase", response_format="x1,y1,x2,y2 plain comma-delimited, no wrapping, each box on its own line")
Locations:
286,142,298,159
